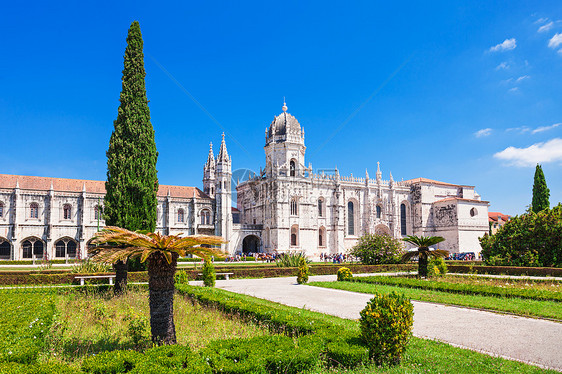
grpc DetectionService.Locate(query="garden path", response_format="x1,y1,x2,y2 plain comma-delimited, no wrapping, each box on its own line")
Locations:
214,274,562,372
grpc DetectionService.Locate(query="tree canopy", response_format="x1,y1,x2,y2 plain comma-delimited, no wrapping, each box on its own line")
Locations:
531,164,550,213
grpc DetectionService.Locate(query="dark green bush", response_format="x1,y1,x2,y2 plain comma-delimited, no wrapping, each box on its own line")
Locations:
359,292,413,365
131,345,210,374
202,259,216,287
480,204,562,267
350,234,404,265
325,340,369,368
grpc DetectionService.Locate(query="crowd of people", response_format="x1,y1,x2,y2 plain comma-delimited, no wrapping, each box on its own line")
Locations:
319,252,356,263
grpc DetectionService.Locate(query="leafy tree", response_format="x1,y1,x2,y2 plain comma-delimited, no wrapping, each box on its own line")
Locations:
104,21,159,294
202,259,216,287
532,164,550,213
350,234,404,265
401,236,448,277
90,226,224,345
480,204,562,267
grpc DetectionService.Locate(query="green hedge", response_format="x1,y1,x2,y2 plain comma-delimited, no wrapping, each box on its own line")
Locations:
348,276,562,302
448,265,562,277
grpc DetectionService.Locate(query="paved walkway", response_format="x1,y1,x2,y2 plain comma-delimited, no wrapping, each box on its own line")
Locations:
214,274,562,372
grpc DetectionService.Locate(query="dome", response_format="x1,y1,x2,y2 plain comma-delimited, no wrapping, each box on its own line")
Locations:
268,111,302,137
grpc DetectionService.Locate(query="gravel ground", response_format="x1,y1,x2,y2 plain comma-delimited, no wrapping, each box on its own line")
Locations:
214,274,562,372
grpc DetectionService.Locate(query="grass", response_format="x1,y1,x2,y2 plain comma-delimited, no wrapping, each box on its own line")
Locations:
43,288,270,365
310,280,562,320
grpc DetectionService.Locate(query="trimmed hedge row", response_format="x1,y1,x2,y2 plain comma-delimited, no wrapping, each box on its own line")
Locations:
0,292,56,365
0,264,415,286
176,285,371,370
348,276,562,302
448,265,562,277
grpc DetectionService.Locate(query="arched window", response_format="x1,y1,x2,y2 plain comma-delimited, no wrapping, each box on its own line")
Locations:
290,160,296,177
0,239,10,259
94,205,103,220
470,207,478,217
376,205,382,219
400,203,407,235
201,209,211,225
30,203,39,219
55,238,78,258
290,225,299,246
0,202,4,218
22,238,43,259
319,227,326,247
178,208,185,223
318,198,324,217
290,198,298,216
347,201,355,236
63,204,72,220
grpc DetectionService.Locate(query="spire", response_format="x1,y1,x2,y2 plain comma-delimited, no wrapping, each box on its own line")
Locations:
217,133,229,162
389,171,394,188
205,142,215,168
82,182,86,192
376,161,382,183
50,181,54,191
282,98,288,112
365,168,369,180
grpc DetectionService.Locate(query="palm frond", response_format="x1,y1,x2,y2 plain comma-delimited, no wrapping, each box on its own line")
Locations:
88,226,227,264
401,251,420,261
427,249,450,258
402,235,445,248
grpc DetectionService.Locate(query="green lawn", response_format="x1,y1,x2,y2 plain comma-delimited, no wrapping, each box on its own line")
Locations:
310,280,562,320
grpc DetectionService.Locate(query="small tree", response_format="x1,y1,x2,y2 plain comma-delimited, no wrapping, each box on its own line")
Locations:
532,164,550,213
296,257,310,284
350,234,404,265
104,21,159,295
90,227,224,345
401,236,448,277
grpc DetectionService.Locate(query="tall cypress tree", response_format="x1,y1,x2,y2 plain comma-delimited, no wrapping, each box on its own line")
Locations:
105,21,159,293
531,164,549,213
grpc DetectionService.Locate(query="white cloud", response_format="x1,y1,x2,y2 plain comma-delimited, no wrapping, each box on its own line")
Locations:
474,128,492,138
508,87,520,93
506,126,530,133
538,21,554,32
494,138,562,166
548,33,562,49
532,123,561,134
489,38,517,52
535,17,549,24
495,62,510,70
516,75,530,82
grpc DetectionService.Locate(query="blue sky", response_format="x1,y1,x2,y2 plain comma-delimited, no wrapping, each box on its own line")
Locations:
1,1,561,215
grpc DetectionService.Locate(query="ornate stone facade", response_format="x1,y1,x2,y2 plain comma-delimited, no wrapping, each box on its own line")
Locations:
231,103,490,257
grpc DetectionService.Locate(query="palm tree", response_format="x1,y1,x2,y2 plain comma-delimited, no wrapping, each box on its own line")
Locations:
401,235,448,277
89,226,225,345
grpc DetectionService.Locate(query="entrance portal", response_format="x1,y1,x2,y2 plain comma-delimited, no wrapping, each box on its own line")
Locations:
242,235,260,254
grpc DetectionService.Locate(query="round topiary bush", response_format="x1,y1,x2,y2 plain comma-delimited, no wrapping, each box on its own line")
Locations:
337,267,353,281
359,291,413,365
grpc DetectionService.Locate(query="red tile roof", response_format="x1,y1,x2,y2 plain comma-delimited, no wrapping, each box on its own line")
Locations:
403,177,474,188
434,197,489,204
488,212,510,222
0,174,209,199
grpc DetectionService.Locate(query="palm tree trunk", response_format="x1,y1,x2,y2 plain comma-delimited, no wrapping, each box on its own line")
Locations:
418,252,428,278
147,251,178,345
113,259,128,295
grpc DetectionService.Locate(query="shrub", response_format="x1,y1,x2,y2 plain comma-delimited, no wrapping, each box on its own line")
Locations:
337,267,353,281
70,259,111,274
351,234,404,265
359,291,413,365
276,252,310,268
202,259,216,287
296,257,309,284
480,204,562,267
174,270,189,285
428,257,447,277
81,350,143,373
124,311,150,349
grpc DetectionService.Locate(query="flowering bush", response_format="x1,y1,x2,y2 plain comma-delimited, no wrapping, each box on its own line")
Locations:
337,267,353,281
351,234,404,265
359,291,413,365
428,257,447,277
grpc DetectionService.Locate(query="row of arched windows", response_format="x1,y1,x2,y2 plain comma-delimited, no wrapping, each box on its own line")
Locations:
2,237,81,259
176,209,212,224
289,225,327,248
